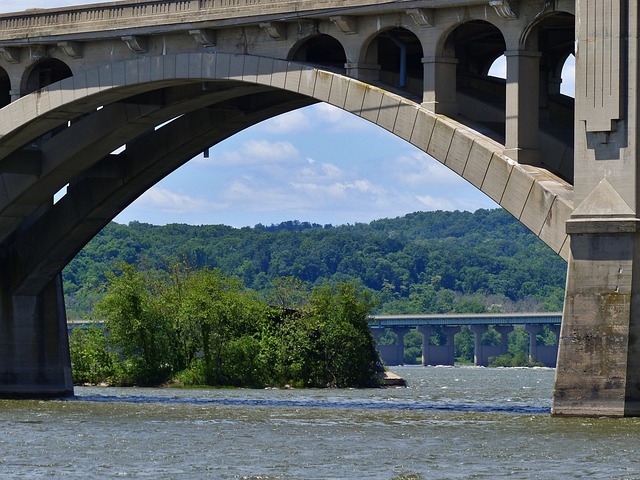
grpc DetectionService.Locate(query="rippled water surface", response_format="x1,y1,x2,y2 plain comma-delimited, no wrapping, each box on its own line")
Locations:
2,366,640,479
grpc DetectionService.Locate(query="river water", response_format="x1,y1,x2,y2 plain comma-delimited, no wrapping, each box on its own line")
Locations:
2,366,640,479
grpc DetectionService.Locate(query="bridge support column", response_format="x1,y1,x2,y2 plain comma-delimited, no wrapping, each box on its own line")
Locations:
504,50,541,165
0,275,73,397
417,325,459,366
392,327,411,366
525,324,543,364
422,56,458,115
552,1,640,417
495,325,513,356
417,325,434,366
470,324,488,366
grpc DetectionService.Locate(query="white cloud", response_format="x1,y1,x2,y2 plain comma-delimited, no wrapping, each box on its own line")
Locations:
392,151,461,187
259,109,311,134
206,139,300,166
416,195,455,210
561,54,575,97
298,161,344,181
136,187,226,214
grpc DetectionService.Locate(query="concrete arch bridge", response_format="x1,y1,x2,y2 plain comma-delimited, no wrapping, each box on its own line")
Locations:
0,0,633,416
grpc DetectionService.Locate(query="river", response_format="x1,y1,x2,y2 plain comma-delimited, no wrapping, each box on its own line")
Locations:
1,366,640,479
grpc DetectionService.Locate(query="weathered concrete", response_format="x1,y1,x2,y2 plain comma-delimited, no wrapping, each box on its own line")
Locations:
0,0,585,405
551,0,640,417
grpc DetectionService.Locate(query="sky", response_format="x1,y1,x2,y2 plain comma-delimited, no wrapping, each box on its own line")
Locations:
2,1,575,228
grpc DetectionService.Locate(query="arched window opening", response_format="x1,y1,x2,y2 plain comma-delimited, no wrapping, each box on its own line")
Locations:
291,35,346,73
0,68,10,108
374,28,424,96
535,13,575,154
444,21,507,139
25,59,72,94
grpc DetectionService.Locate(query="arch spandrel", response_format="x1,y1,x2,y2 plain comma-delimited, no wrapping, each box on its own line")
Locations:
0,52,572,261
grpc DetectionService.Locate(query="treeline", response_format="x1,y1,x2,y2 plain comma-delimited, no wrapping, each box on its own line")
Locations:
70,265,381,388
63,209,568,319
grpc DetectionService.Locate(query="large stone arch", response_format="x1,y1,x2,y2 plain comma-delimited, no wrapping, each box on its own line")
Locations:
0,52,572,297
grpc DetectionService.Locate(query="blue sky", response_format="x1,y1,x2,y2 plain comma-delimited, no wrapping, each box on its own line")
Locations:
3,1,574,227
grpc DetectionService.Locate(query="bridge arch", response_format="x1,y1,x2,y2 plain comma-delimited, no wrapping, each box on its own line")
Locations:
23,58,73,95
361,27,424,97
0,52,572,298
289,34,347,73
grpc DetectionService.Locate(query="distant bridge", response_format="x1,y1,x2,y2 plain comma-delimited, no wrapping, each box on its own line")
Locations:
369,313,561,367
369,313,562,327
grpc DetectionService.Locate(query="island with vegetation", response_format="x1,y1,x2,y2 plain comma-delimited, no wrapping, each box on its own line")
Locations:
67,209,567,386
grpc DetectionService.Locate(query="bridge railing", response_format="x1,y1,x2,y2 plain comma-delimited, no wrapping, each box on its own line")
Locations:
0,0,413,41
368,313,562,328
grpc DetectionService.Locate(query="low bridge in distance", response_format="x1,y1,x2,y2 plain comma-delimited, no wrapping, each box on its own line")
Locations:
369,313,561,367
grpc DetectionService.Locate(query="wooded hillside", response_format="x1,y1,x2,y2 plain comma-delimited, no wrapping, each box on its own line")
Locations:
63,209,567,319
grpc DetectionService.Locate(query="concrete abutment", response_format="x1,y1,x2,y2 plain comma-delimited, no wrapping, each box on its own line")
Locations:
0,276,72,398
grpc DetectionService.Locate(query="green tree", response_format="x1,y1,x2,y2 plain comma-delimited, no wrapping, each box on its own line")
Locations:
308,282,381,387
68,325,117,384
95,263,176,385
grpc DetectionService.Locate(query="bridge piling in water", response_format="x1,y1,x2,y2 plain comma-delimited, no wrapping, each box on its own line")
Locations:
0,276,73,397
551,0,640,417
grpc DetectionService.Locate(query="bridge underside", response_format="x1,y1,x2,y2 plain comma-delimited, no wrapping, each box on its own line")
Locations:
0,0,638,417
0,52,573,400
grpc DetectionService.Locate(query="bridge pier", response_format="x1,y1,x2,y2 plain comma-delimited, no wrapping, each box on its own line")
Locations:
417,325,459,366
0,276,73,398
470,325,513,367
552,0,640,417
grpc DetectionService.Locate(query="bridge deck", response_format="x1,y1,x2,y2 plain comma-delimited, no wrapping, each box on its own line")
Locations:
369,313,562,327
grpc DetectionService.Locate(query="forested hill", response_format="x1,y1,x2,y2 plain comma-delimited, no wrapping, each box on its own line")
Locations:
63,209,568,319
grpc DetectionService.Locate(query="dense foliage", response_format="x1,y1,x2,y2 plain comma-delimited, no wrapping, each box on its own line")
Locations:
69,265,381,388
63,209,567,320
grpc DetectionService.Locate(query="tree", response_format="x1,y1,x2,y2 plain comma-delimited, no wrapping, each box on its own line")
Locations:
95,263,177,385
308,282,381,387
68,324,117,384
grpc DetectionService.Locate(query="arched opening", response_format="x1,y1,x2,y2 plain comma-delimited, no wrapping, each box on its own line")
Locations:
535,13,575,128
290,35,346,73
0,67,10,108
528,12,575,182
367,27,424,97
24,58,73,94
443,21,507,139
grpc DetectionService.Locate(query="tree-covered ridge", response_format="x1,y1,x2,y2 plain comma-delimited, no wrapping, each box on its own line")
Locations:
64,209,567,319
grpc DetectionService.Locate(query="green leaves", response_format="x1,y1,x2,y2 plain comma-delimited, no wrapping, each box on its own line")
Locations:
63,209,567,320
74,265,380,388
